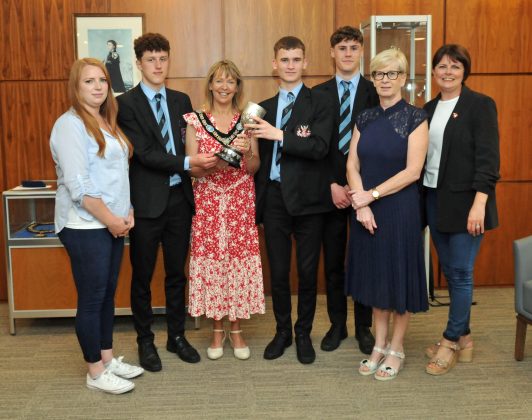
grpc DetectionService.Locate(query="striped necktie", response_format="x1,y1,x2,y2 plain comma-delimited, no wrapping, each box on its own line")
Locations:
155,93,180,186
338,80,352,155
155,93,171,153
276,92,295,165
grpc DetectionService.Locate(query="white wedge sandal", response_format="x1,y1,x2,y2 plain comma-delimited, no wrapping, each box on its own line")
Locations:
359,345,388,376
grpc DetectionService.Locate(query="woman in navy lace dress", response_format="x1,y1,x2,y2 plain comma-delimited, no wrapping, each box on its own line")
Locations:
345,49,429,380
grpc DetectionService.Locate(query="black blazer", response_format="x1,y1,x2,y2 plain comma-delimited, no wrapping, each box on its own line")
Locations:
312,75,379,188
255,85,334,223
117,85,194,219
424,85,500,232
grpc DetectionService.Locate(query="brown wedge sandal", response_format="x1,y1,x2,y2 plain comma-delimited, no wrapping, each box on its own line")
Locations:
425,340,474,362
426,341,460,375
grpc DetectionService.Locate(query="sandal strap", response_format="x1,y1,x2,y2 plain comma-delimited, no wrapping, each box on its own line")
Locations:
360,358,380,370
212,329,225,333
361,347,388,371
429,358,450,368
360,352,386,369
373,346,388,356
439,341,459,351
229,330,242,334
388,349,405,359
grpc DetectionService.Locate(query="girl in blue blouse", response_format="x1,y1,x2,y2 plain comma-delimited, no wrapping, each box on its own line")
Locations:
50,58,142,394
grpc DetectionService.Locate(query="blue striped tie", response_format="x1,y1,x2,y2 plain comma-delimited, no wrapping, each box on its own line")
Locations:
338,81,352,155
155,93,179,185
155,93,171,152
276,92,295,165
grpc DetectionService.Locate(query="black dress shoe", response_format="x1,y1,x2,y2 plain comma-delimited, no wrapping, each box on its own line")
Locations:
138,341,162,372
320,324,348,352
295,334,316,364
355,326,375,355
263,331,292,360
167,336,201,363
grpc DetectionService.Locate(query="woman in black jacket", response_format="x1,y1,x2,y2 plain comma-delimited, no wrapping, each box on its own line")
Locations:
423,44,500,375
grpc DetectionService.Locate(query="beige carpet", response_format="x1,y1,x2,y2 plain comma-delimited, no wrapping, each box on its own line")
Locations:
1,288,531,419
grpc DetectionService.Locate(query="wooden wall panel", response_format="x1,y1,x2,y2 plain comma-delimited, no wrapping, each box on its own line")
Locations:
0,0,109,81
467,75,532,182
224,0,335,76
110,0,223,78
434,182,532,287
0,85,5,300
336,0,445,62
0,82,67,189
446,0,531,73
0,81,64,302
475,182,532,286
166,78,206,111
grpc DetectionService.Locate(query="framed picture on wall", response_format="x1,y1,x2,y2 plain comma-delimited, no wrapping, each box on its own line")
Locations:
74,14,145,95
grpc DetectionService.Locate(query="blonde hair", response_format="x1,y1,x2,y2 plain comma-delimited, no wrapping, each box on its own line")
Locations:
204,60,243,112
68,58,132,157
370,48,408,75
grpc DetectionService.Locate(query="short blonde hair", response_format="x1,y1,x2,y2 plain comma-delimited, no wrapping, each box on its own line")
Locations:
204,60,243,112
370,48,408,75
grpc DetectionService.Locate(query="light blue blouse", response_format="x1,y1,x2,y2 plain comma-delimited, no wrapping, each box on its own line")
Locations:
50,109,131,233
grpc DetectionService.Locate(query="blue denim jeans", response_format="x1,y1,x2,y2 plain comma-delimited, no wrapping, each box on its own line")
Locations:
58,228,124,363
425,189,483,342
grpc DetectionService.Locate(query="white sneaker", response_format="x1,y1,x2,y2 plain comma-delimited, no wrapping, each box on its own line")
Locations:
86,369,135,394
107,356,144,379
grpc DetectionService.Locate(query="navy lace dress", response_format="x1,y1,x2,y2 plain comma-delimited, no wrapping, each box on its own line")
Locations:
345,99,428,313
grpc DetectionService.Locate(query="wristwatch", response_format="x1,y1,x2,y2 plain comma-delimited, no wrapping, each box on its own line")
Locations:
371,188,380,200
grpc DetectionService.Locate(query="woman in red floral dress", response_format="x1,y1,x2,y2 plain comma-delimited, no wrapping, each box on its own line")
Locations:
184,60,264,360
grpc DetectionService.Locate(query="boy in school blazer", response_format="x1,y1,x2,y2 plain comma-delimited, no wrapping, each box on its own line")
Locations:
117,33,217,371
249,36,333,364
312,26,379,355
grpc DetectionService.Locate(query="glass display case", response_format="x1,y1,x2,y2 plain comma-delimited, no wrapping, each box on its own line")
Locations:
360,15,432,107
4,183,57,242
3,183,197,334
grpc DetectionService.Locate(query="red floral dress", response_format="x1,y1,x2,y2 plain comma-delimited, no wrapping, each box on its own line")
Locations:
183,112,265,321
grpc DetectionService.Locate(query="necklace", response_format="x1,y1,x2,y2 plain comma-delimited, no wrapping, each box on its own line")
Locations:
195,111,243,146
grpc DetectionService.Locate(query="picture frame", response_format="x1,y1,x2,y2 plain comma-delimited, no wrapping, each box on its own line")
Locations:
73,13,145,95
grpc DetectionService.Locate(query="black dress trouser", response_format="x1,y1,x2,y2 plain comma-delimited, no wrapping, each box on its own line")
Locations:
322,206,372,329
129,185,192,344
263,182,324,336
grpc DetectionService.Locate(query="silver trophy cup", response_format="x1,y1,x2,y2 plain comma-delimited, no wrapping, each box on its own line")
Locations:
215,102,266,168
240,101,267,127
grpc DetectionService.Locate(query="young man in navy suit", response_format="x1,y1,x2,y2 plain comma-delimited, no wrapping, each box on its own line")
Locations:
117,33,217,371
249,36,333,364
313,27,379,354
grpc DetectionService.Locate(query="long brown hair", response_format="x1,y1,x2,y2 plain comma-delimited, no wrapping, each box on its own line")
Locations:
68,58,132,157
